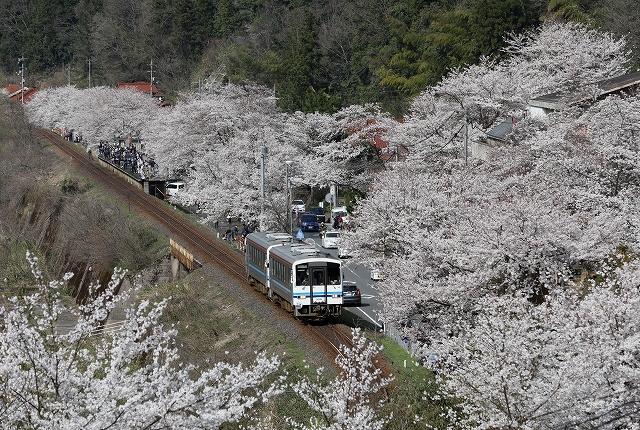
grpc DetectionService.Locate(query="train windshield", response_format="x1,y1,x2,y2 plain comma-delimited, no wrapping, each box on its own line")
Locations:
327,262,341,285
296,264,309,286
295,262,340,286
312,270,325,286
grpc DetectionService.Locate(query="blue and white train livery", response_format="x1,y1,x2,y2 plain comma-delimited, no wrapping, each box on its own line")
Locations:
245,232,343,320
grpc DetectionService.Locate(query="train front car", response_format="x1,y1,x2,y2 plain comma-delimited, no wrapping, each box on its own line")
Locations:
245,232,343,320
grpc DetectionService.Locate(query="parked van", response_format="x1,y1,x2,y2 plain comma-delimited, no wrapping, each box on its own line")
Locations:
166,181,185,197
330,206,349,226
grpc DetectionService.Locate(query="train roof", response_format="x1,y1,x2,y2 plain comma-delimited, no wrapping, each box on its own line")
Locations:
246,231,339,263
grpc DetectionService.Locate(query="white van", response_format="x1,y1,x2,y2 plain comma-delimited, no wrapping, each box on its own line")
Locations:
330,206,349,225
166,181,185,197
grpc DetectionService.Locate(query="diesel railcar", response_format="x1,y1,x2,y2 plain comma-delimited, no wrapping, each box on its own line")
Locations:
245,232,343,320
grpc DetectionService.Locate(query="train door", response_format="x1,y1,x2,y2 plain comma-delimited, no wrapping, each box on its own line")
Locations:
311,267,327,303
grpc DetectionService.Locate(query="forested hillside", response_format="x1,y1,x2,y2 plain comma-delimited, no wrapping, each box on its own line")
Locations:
1,0,638,115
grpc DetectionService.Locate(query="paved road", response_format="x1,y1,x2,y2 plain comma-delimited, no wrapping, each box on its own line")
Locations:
302,229,385,330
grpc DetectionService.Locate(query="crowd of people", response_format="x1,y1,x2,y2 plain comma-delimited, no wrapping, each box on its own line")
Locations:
97,140,159,180
224,222,256,252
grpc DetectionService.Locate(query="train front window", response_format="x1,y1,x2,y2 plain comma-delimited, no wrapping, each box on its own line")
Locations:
327,262,341,285
312,270,325,286
296,265,309,286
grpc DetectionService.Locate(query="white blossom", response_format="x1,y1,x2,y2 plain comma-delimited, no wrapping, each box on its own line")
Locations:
0,253,281,429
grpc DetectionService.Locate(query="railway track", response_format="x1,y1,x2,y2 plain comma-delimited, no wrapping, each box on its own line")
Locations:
37,129,246,281
36,129,356,364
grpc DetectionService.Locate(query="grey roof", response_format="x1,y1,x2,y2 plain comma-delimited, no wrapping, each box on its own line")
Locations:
486,116,522,141
529,71,640,110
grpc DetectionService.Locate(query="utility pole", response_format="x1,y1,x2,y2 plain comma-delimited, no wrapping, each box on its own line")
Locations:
65,63,72,86
434,92,470,165
260,146,268,231
463,108,468,165
87,58,92,88
148,59,154,97
17,55,27,104
454,107,469,165
285,160,294,235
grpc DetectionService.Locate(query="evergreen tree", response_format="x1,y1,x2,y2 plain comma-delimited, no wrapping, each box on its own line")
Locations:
471,0,538,58
0,0,77,74
378,5,476,97
214,0,240,38
276,11,338,113
172,0,215,59
546,0,590,22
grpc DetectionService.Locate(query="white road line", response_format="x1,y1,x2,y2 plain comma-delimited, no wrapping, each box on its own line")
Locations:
354,307,383,328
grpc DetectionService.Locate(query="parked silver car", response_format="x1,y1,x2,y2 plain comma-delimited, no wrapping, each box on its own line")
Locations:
342,281,361,306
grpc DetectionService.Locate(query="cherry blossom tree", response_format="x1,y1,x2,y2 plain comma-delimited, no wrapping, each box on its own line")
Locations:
340,20,640,427
385,21,631,164
344,19,638,326
18,18,640,427
290,328,393,430
140,87,385,227
24,82,386,229
139,84,290,226
424,258,640,429
294,104,392,193
0,252,282,429
25,86,159,149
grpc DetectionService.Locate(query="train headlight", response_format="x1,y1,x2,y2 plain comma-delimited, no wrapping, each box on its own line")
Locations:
332,294,338,298
299,295,307,300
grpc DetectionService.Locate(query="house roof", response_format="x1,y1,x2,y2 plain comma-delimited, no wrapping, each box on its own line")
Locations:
486,116,523,142
529,71,640,110
117,81,162,95
3,84,38,103
116,81,171,106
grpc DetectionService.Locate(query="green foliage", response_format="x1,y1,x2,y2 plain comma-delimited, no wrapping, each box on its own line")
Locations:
341,187,366,214
547,0,590,22
60,178,80,195
214,0,241,38
0,0,76,73
369,333,458,429
275,11,339,113
0,0,621,115
172,0,216,59
0,241,40,289
471,0,539,57
378,0,540,98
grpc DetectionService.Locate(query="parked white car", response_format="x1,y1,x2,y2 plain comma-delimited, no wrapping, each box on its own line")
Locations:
338,242,353,259
370,268,385,281
291,199,306,213
321,231,340,248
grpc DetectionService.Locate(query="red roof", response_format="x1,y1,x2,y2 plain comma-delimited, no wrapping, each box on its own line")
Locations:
348,118,406,161
3,84,38,103
117,81,161,94
117,82,171,106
